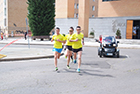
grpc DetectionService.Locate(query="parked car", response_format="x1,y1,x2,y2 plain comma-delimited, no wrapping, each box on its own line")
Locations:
96,35,120,58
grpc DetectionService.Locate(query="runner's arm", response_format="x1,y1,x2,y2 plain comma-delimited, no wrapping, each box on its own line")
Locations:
57,39,66,43
69,39,78,42
82,38,84,45
51,39,54,42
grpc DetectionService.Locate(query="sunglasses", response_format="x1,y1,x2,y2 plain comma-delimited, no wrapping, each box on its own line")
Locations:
69,30,73,32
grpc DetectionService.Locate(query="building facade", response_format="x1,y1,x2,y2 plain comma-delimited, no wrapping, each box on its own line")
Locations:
55,0,98,37
97,0,140,39
55,0,140,39
0,0,140,39
55,0,98,18
0,0,28,37
0,0,7,36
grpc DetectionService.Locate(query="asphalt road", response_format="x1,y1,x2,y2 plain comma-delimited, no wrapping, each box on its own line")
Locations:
0,46,140,94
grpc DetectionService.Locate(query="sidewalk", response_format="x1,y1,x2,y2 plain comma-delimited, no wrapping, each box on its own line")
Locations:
0,37,140,47
0,37,140,61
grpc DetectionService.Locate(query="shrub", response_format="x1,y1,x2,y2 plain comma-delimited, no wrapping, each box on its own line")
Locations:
90,32,94,36
116,29,121,36
27,0,55,36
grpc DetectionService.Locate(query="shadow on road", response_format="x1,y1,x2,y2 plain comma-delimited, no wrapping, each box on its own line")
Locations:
79,70,114,78
61,68,114,78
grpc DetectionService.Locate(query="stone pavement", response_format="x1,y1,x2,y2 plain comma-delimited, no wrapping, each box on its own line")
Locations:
0,37,140,61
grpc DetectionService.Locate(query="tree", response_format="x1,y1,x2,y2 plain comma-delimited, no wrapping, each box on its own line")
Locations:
27,0,55,36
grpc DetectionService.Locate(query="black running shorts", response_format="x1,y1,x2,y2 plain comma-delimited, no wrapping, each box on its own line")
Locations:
72,48,82,53
66,45,73,51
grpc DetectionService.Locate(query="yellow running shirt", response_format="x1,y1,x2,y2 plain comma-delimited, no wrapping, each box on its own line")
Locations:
70,33,84,49
65,34,73,46
52,34,65,49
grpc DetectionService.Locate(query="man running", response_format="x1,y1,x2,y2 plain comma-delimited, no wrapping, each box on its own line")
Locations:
69,26,84,73
51,27,66,71
65,27,74,69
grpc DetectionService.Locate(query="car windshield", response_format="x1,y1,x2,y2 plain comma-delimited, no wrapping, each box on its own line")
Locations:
102,36,115,43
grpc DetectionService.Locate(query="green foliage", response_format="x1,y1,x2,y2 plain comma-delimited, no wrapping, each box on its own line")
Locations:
90,32,94,36
90,28,95,36
27,0,55,36
116,28,121,36
62,34,65,37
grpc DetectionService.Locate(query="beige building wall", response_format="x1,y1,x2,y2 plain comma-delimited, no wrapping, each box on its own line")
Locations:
67,0,75,18
55,0,75,18
8,0,28,35
73,0,98,18
78,0,89,37
89,0,98,17
55,0,68,18
98,0,140,17
56,0,98,18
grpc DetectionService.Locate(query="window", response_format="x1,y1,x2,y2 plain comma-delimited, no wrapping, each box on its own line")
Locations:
4,0,6,5
4,8,6,16
77,4,79,9
74,13,78,18
76,13,78,18
92,6,95,11
4,18,6,26
74,3,77,9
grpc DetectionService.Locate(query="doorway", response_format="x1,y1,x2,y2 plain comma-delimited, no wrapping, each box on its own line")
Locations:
126,20,140,39
133,20,140,39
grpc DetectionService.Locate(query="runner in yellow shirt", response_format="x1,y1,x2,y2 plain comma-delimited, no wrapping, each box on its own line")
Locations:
51,27,66,71
65,27,74,69
69,26,84,73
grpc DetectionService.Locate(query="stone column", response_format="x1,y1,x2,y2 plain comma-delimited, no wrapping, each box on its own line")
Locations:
78,0,89,37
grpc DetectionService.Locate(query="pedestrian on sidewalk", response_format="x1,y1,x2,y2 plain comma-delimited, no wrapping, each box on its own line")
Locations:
1,31,4,40
65,27,74,69
69,26,84,73
51,27,66,71
24,31,27,40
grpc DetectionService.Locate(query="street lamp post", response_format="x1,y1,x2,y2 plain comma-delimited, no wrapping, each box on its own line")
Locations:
26,18,30,49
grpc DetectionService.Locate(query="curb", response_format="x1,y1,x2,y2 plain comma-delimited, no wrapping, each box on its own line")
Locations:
0,53,64,62
1,42,140,49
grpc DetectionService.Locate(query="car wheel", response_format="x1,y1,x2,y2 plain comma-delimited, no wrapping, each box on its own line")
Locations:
99,51,102,58
117,52,119,58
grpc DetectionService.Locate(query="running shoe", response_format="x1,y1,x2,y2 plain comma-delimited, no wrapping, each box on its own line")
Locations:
67,65,70,69
55,67,58,71
74,60,77,64
65,56,67,59
71,59,73,63
77,68,80,73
